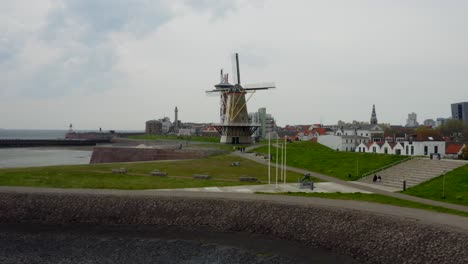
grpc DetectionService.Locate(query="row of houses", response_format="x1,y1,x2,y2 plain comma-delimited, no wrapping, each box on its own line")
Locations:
287,123,465,158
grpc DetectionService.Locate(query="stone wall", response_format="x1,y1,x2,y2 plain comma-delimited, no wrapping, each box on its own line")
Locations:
90,147,211,163
0,192,467,264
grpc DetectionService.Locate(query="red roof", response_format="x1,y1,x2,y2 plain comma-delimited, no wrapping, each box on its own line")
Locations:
312,128,328,135
446,144,465,154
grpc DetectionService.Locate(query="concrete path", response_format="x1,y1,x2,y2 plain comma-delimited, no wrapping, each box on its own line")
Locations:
234,151,468,213
156,182,372,194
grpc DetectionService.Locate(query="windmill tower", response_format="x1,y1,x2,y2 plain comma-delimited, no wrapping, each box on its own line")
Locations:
207,53,275,144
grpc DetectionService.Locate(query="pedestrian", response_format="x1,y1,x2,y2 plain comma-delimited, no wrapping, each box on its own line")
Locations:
377,175,382,182
373,174,377,182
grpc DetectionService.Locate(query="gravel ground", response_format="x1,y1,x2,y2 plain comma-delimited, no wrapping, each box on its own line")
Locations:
0,191,467,264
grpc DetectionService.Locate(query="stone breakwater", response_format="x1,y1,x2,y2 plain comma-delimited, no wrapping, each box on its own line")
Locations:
0,192,467,264
90,147,213,163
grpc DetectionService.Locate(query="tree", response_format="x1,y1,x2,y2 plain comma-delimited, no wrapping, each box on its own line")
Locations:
439,119,465,137
462,145,468,160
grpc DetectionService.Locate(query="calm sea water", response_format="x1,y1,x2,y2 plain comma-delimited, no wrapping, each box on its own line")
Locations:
0,147,92,168
0,129,90,168
0,129,141,168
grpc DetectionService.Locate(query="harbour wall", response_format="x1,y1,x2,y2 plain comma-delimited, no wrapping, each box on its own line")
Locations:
0,191,466,264
90,146,212,163
0,139,110,148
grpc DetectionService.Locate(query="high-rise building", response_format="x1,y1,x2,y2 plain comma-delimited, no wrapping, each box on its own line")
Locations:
406,112,419,127
436,117,449,127
249,107,276,139
451,102,468,123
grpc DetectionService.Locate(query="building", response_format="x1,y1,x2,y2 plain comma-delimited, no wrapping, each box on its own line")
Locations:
406,112,419,127
249,107,276,139
145,120,162,134
319,105,383,151
355,134,446,157
436,117,449,127
423,119,436,127
451,102,468,123
445,143,466,159
370,104,378,125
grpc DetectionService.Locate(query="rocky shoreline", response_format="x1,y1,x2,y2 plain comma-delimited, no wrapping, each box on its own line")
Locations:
0,191,467,264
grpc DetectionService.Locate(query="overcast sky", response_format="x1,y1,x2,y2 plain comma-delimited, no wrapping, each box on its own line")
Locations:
1,0,468,130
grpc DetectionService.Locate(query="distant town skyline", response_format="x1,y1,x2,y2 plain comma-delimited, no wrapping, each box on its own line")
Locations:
1,0,467,129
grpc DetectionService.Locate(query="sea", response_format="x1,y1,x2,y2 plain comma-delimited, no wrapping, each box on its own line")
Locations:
0,129,93,168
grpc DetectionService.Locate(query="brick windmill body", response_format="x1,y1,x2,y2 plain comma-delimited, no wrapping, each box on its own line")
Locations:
207,54,275,144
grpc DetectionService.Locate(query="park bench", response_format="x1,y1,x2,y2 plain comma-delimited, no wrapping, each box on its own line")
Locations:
193,174,211,179
151,170,168,176
239,176,257,182
112,168,127,174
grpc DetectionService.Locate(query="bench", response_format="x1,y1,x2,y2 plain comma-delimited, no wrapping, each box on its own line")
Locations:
239,176,257,182
112,168,127,174
193,174,211,179
151,171,168,176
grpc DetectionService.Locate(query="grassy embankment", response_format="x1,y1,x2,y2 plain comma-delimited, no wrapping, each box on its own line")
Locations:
402,164,468,207
0,154,304,190
258,192,468,218
127,134,252,151
129,134,220,143
252,141,406,180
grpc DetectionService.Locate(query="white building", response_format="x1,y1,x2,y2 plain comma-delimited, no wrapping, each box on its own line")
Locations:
355,136,446,157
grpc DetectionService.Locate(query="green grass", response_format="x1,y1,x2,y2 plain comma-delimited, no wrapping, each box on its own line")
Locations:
0,154,305,190
252,141,406,180
129,134,220,143
403,164,468,207
258,192,468,218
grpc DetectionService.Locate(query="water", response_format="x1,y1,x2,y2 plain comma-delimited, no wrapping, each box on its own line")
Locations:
0,129,68,139
0,129,138,168
0,147,92,168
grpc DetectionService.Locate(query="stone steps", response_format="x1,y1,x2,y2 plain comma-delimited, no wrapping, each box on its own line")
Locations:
358,158,467,190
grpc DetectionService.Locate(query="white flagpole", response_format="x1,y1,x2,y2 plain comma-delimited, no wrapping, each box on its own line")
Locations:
268,133,271,184
284,136,287,184
276,135,279,188
280,142,284,181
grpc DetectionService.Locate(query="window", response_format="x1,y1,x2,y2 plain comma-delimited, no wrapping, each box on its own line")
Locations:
411,146,414,155
424,146,428,155
406,146,408,155
346,139,348,143
373,147,376,153
384,147,388,154
346,147,348,151
434,145,438,154
366,133,368,136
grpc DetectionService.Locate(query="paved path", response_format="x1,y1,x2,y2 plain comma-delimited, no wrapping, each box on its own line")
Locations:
1,186,467,232
156,182,372,194
234,151,468,213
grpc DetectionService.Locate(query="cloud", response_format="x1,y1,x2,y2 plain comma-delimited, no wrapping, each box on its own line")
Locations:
1,0,468,129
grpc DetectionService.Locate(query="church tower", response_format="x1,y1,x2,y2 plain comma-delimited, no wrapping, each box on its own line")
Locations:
370,104,378,125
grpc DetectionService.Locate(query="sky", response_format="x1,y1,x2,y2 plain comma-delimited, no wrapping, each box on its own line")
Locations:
1,0,468,130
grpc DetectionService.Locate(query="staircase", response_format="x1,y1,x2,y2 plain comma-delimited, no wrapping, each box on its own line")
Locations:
358,158,467,190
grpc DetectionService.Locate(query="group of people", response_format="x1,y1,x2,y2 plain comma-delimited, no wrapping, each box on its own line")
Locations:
372,174,382,183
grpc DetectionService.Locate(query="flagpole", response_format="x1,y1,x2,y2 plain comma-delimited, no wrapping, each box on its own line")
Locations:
284,136,287,184
268,133,271,184
276,134,279,188
280,142,284,181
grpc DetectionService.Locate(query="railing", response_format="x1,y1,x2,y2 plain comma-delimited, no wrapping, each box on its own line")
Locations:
360,156,414,179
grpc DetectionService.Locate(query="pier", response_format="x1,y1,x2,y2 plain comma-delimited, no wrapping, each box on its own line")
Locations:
0,139,111,148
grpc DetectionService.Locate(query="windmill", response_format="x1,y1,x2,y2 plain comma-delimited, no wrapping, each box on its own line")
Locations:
206,53,275,144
